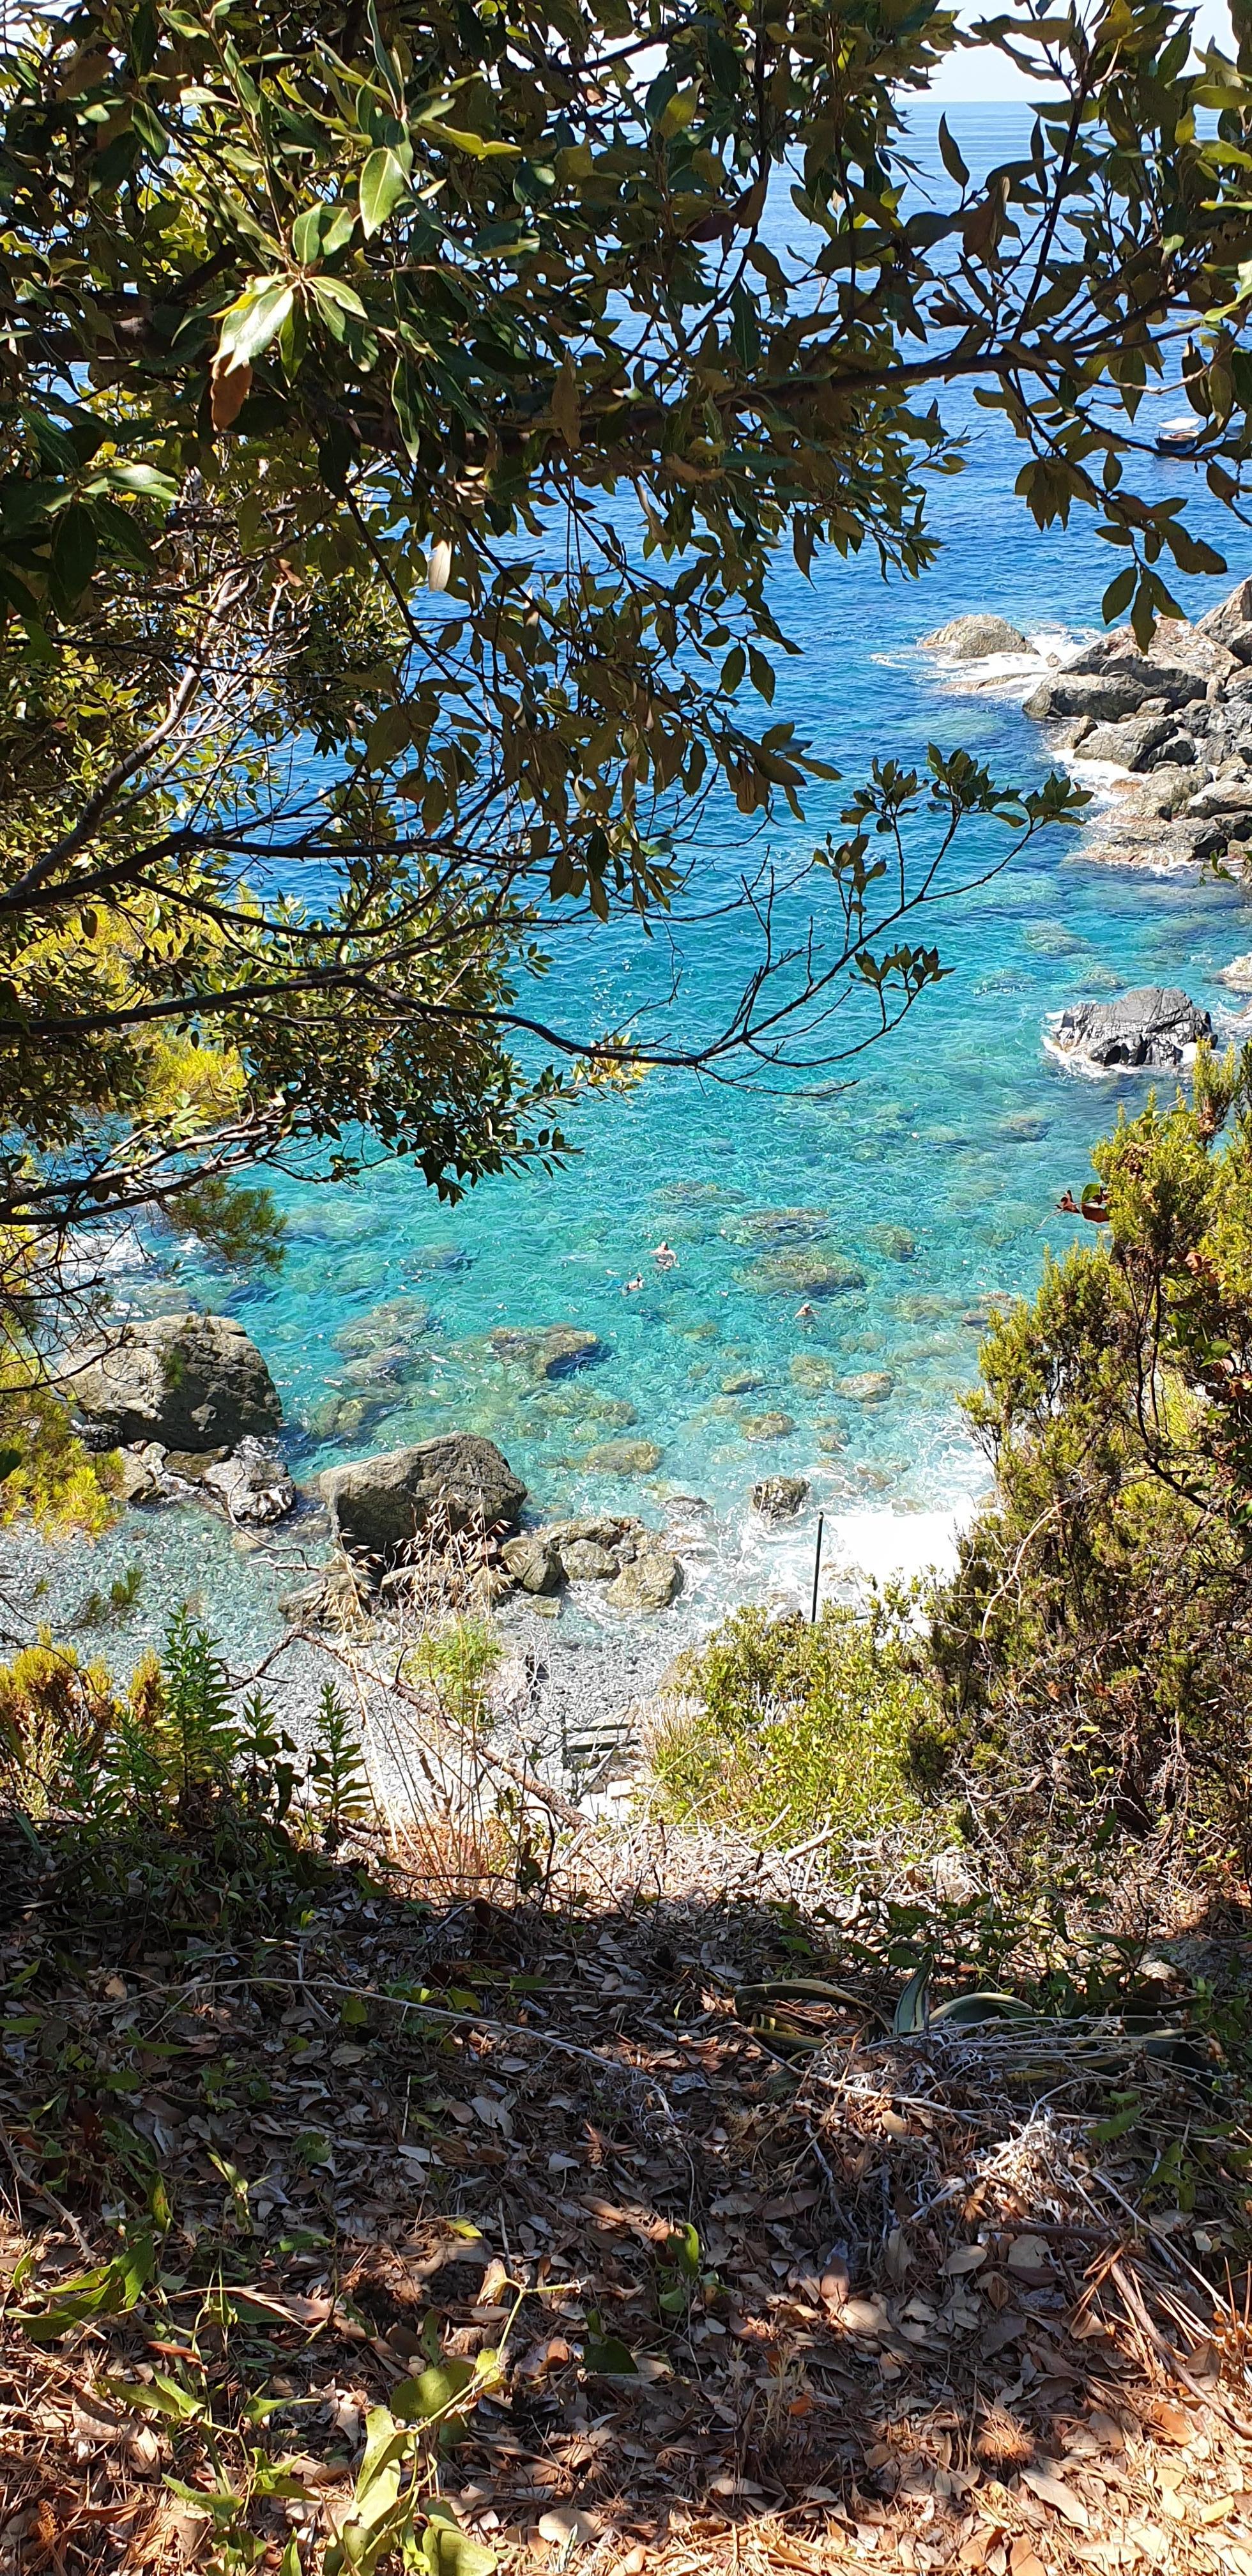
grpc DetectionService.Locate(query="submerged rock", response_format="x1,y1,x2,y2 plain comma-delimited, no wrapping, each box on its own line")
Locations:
322,1432,525,1561
921,613,1030,659
834,1370,895,1404
790,1354,835,1391
1050,985,1212,1071
68,1312,282,1451
490,1324,603,1379
751,1475,809,1519
743,1410,796,1440
740,1248,866,1296
583,1438,664,1476
870,1225,917,1261
721,1368,764,1395
719,1206,828,1246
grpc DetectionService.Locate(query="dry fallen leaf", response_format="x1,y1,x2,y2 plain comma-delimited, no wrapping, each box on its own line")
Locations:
1146,2400,1194,2444
1021,2466,1089,2529
1005,2234,1051,2278
945,2244,989,2276
538,2509,600,2549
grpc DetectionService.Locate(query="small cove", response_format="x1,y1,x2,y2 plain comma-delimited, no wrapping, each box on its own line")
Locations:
9,105,1252,1731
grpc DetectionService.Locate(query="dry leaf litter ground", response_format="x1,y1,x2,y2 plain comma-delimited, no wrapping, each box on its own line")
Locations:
4,1803,1252,2576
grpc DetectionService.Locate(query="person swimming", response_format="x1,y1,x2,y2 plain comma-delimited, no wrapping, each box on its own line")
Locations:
651,1241,678,1269
623,1273,645,1294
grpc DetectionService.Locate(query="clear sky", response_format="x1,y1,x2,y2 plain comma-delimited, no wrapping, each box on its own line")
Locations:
929,0,1235,99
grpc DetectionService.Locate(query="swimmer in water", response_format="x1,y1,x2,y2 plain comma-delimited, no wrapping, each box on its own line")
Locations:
623,1273,645,1294
794,1301,815,1322
652,1240,678,1269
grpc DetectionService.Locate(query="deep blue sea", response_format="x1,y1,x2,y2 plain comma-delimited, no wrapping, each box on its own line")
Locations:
40,104,1252,1657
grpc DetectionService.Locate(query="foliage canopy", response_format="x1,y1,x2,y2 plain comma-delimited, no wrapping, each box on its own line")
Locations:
0,0,1249,1296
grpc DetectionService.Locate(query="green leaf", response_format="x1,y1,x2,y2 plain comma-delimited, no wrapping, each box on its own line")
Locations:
1101,564,1136,624
664,2221,701,2278
415,115,520,159
1090,2097,1142,2143
937,116,970,188
217,279,294,367
390,2357,476,2423
308,276,368,342
583,2333,637,2376
17,2235,153,2344
424,2507,498,2576
360,146,408,238
49,503,96,614
893,1954,933,2035
293,203,356,264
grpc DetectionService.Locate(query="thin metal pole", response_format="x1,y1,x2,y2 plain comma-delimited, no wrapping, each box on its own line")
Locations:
811,1513,824,1624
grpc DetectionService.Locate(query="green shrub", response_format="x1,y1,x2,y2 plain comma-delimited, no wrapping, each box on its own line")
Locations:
930,1042,1252,1871
648,1602,940,1845
0,1609,368,1874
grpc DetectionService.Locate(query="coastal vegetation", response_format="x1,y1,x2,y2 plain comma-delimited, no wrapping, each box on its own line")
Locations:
1,0,1248,1338
10,0,1252,2561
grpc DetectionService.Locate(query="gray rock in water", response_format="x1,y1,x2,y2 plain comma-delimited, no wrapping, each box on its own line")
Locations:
834,1370,896,1404
1024,662,1203,724
1076,711,1182,770
322,1432,525,1560
1217,951,1252,990
740,1247,866,1296
114,1447,162,1505
583,1439,664,1475
921,613,1030,659
1051,985,1212,1070
559,1537,619,1581
605,1549,683,1611
751,1475,810,1519
202,1437,297,1527
68,1312,282,1451
501,1531,564,1594
489,1324,602,1379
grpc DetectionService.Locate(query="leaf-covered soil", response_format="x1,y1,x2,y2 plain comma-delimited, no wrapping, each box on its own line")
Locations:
3,1823,1252,2575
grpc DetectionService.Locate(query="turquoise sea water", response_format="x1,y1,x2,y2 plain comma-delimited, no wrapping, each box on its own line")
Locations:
40,104,1252,1650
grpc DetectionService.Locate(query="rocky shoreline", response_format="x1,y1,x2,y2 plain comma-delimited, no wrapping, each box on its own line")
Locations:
924,578,1252,878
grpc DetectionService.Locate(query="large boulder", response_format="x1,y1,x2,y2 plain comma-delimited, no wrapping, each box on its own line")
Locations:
1074,712,1187,770
1023,661,1203,724
1051,986,1212,1071
322,1433,525,1560
68,1312,281,1450
1198,576,1252,658
921,613,1030,659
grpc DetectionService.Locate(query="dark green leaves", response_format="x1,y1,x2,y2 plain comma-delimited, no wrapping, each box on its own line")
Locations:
937,116,969,188
49,504,96,615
